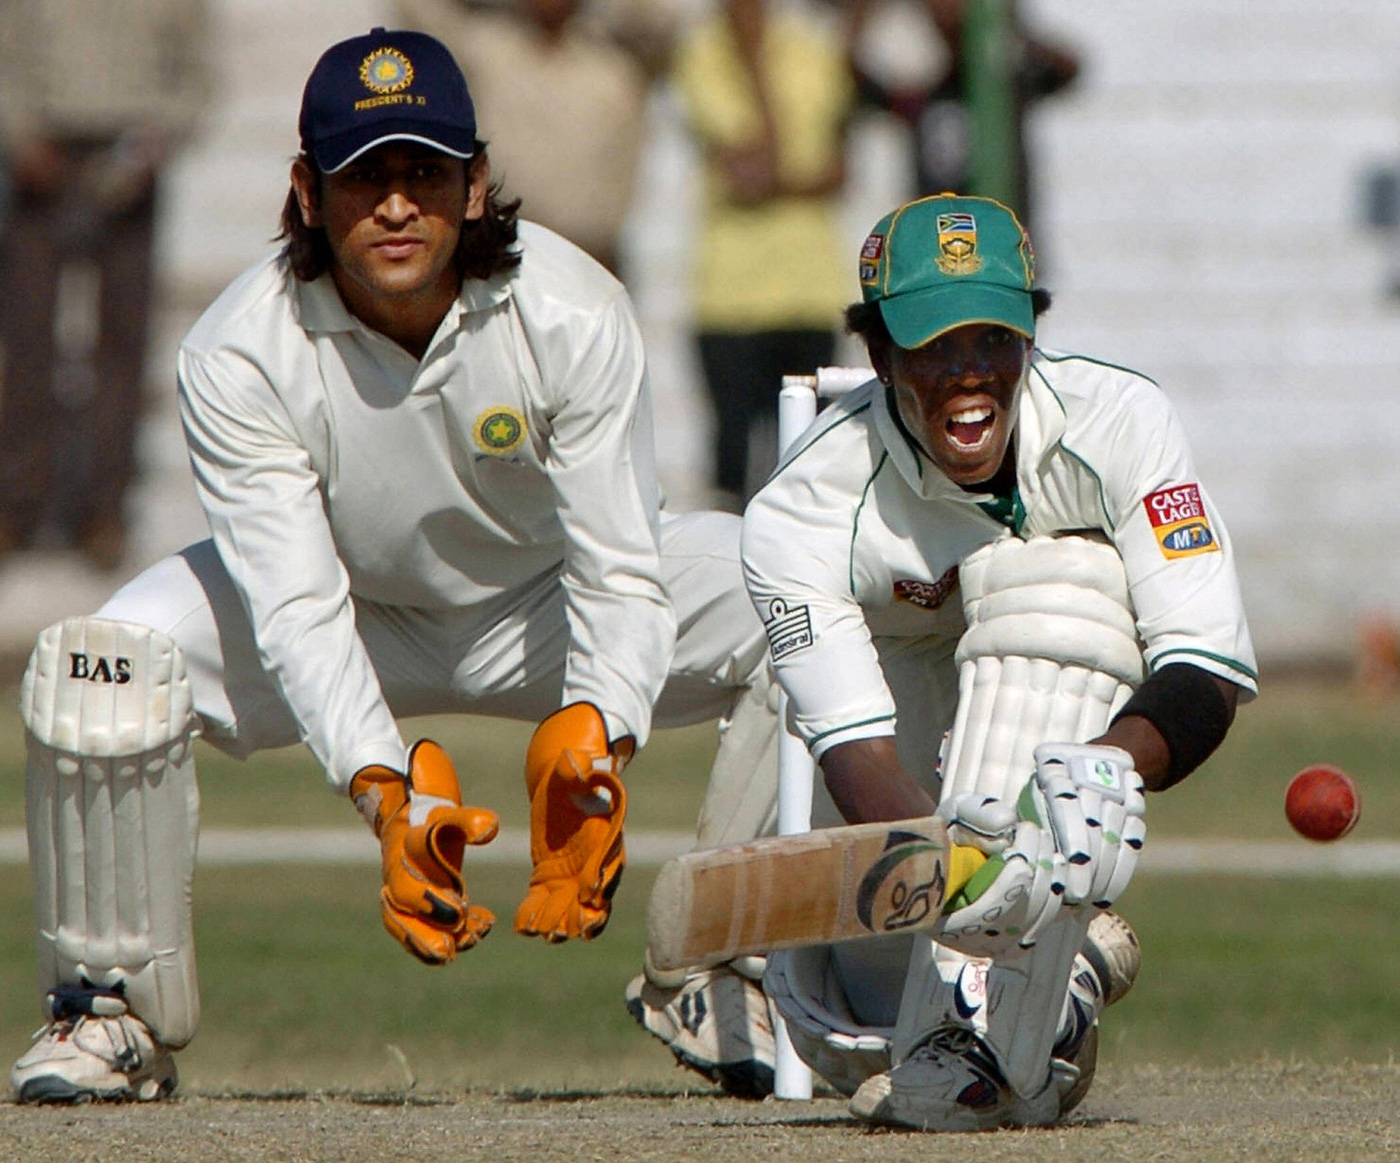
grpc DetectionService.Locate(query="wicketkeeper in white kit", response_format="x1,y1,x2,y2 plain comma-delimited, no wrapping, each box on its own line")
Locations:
628,193,1258,1128
8,28,783,1103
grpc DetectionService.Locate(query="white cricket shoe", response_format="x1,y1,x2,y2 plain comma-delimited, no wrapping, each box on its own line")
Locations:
851,913,1141,1130
10,988,177,1104
1055,909,1142,1114
625,961,776,1098
1081,909,1141,1008
849,1024,1060,1131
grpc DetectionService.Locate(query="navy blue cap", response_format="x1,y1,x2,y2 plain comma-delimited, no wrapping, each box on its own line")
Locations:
298,28,476,173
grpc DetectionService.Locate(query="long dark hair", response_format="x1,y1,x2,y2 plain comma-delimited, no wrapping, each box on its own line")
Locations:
276,144,522,283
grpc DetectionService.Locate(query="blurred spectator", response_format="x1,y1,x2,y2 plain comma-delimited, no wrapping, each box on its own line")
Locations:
848,0,1078,235
0,0,213,570
1356,611,1400,701
396,0,677,278
674,0,855,509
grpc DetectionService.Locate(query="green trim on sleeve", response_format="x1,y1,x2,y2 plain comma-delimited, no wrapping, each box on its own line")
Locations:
1036,348,1163,386
810,714,898,749
849,451,889,595
769,398,873,480
1149,647,1259,684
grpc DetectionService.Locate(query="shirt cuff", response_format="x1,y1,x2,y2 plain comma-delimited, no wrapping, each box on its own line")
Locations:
336,738,410,791
808,717,897,763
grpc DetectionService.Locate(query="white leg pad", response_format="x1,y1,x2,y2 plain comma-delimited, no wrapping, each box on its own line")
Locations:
892,913,1093,1099
766,945,894,1097
897,535,1143,1098
22,617,202,1048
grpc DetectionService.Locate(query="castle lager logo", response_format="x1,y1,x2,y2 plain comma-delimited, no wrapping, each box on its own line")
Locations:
1143,483,1218,559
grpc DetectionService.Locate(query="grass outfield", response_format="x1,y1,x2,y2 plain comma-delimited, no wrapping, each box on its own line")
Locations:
0,673,1396,1093
2,862,1395,1094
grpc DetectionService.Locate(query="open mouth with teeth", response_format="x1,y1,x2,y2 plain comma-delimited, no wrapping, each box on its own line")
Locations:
947,405,996,450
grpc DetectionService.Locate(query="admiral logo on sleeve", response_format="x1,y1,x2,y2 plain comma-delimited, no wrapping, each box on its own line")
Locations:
762,598,813,660
1143,484,1219,559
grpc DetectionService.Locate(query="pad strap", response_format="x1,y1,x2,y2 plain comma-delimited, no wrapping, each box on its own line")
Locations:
766,947,894,1097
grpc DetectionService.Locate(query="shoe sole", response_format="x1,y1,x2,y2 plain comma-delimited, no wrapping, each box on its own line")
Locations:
16,1073,175,1104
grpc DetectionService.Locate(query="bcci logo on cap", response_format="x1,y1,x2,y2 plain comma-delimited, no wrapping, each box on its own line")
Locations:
935,213,982,276
360,47,413,94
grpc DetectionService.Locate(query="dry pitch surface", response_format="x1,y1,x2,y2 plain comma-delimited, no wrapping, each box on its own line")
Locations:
2,1064,1397,1163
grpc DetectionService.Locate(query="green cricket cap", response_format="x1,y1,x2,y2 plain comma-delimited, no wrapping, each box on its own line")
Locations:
858,194,1036,349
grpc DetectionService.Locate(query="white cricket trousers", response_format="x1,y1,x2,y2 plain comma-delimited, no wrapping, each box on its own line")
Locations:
96,510,773,767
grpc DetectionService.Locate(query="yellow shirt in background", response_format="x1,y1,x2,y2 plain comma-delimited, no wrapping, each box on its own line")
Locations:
674,7,856,332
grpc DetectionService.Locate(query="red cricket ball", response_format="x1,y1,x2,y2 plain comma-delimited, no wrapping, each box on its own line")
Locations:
1285,764,1361,842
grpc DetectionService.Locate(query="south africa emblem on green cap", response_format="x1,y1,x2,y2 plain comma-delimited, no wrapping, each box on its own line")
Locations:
935,213,982,276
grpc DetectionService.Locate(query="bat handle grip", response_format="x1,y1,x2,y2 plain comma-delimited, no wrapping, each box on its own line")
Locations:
942,845,997,911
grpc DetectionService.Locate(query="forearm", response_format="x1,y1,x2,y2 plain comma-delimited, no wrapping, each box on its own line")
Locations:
551,298,674,744
1092,714,1171,791
819,736,937,824
1101,664,1240,792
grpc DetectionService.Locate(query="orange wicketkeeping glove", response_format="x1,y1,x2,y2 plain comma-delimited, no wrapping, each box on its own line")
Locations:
514,702,631,943
349,739,500,965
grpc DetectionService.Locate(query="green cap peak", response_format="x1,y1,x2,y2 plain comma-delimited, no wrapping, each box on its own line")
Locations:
858,194,1036,349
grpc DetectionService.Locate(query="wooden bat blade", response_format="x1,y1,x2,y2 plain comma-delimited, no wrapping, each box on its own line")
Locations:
646,816,987,971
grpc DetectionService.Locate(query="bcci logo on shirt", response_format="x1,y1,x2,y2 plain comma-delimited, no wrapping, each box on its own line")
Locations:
935,213,982,276
361,47,413,94
1143,483,1219,559
472,407,527,457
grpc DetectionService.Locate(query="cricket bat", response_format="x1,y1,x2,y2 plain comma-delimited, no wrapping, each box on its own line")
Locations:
646,816,993,972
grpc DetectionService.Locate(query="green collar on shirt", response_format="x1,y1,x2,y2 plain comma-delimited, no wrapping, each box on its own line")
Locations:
971,439,1023,531
977,483,1026,533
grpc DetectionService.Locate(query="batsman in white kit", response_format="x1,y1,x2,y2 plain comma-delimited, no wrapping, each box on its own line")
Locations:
628,194,1258,1128
9,28,783,1103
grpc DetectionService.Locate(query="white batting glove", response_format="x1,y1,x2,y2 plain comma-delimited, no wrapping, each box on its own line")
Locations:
1028,742,1147,909
936,793,1068,959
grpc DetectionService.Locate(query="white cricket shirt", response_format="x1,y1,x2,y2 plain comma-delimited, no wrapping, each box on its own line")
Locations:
742,349,1258,758
176,223,676,785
